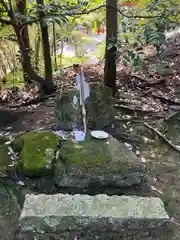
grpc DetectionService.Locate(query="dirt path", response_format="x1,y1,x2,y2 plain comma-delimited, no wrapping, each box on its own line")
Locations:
0,100,56,133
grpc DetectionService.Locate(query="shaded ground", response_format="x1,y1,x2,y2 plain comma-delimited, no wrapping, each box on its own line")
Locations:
0,102,55,132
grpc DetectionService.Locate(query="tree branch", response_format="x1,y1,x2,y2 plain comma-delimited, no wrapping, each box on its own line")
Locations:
66,4,106,16
144,122,180,154
66,4,179,20
0,35,17,42
1,2,178,28
0,17,11,24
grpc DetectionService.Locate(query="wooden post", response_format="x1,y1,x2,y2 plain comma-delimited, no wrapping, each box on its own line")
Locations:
79,71,87,134
74,64,87,134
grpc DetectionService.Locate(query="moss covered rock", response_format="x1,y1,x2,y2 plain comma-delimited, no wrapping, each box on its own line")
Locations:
0,144,12,176
55,84,115,130
16,131,59,177
86,84,115,129
55,89,82,130
54,134,145,189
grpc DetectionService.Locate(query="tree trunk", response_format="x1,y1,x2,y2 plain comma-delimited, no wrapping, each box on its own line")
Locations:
37,0,54,90
14,24,55,93
16,0,31,84
53,22,57,71
104,0,117,96
1,0,55,93
34,25,41,71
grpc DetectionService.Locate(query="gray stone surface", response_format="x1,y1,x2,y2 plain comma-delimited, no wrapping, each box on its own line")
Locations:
55,84,115,130
54,134,145,189
0,144,12,177
19,194,170,240
15,131,59,177
0,183,20,240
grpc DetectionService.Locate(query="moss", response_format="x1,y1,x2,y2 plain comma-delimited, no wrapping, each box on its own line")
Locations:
16,131,59,176
0,144,12,173
11,136,24,153
85,84,115,128
60,137,106,169
55,85,115,130
55,89,81,121
59,134,136,174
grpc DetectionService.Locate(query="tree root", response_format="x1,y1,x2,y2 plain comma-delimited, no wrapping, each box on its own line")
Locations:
112,132,142,143
152,93,180,105
165,111,180,121
114,104,143,111
130,74,147,82
115,99,141,105
130,74,165,87
114,104,157,113
140,78,165,87
144,122,180,153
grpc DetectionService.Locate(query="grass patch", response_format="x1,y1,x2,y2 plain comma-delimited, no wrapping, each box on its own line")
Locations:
91,40,105,61
56,55,89,67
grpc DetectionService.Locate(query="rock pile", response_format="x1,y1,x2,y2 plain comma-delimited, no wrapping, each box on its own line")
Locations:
0,85,170,239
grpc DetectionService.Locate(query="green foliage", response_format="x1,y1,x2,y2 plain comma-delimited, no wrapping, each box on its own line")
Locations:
3,71,24,89
113,0,180,72
123,51,141,72
56,55,89,67
1,0,180,86
91,40,105,61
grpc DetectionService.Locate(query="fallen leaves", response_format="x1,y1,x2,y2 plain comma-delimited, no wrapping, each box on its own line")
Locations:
0,83,41,107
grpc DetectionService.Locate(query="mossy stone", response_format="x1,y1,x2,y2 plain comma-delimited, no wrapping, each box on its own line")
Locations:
86,84,115,128
0,144,12,176
11,136,24,153
55,84,115,130
55,89,81,130
16,131,59,177
54,134,145,189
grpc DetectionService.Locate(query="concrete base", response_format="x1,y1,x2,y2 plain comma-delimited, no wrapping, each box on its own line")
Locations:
19,194,170,240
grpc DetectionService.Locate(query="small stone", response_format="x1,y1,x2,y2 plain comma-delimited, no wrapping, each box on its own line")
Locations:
141,156,147,163
17,181,25,186
136,150,140,156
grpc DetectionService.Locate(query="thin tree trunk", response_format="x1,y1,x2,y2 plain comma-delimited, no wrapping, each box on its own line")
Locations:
53,22,57,71
1,0,55,93
104,0,117,96
35,25,41,71
37,0,54,90
16,0,31,84
14,24,54,93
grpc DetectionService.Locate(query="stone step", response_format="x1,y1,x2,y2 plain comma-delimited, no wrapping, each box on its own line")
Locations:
19,194,170,240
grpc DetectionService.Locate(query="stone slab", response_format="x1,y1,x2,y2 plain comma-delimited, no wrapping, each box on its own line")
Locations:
19,194,169,239
54,135,146,189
